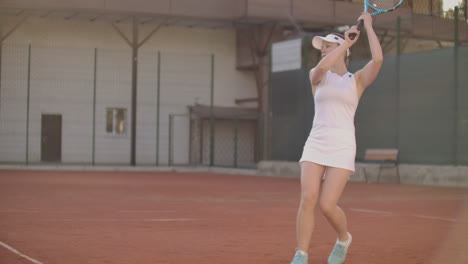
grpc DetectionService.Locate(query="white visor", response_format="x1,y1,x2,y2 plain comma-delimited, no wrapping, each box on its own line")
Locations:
312,34,350,57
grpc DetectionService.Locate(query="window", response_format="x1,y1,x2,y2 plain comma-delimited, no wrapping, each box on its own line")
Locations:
106,108,127,135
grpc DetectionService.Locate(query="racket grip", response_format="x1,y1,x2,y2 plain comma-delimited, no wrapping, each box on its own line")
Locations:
349,19,364,40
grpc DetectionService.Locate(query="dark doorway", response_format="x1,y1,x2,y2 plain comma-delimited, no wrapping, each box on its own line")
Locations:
41,114,62,162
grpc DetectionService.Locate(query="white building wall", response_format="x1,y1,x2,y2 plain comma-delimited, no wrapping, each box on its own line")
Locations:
136,51,159,165
28,46,95,163
0,44,29,162
158,52,212,165
95,49,132,164
0,16,257,165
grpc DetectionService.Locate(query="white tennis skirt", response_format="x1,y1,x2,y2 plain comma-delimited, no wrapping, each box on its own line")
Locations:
299,126,356,173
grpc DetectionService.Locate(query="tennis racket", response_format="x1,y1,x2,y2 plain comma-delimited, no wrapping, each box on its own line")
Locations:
349,0,404,40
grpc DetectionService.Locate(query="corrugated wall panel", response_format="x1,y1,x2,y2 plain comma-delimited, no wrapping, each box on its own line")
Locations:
136,51,158,165
28,46,94,163
0,44,29,162
159,52,211,165
95,49,132,164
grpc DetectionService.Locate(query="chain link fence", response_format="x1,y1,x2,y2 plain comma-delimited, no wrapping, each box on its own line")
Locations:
269,7,468,166
0,42,263,168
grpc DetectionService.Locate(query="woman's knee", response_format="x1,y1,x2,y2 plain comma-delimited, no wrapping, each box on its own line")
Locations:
319,198,336,216
300,191,319,209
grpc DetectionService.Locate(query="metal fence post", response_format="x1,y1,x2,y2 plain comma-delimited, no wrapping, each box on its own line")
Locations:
454,7,459,165
455,7,459,46
267,44,273,160
92,48,97,165
156,51,161,166
168,114,173,166
395,17,401,158
209,54,215,167
258,113,264,162
26,44,31,164
233,117,238,168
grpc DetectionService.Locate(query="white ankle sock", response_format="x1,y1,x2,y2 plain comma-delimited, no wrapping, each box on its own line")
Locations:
337,232,352,248
295,249,308,256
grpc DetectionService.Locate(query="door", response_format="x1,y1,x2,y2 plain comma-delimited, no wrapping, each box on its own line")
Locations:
41,114,62,162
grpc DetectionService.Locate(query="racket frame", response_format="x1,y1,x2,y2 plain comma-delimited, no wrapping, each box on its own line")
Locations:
349,0,403,40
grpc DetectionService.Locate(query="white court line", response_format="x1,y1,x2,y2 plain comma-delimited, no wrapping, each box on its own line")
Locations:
35,218,198,222
0,241,44,264
349,208,393,215
142,218,198,222
1,210,176,214
0,210,40,213
411,214,457,222
119,210,176,213
1,210,176,213
350,208,460,223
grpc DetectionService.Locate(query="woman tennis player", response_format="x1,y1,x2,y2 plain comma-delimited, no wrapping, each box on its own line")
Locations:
290,13,383,264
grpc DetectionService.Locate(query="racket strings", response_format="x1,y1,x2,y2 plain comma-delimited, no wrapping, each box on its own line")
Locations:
367,0,402,10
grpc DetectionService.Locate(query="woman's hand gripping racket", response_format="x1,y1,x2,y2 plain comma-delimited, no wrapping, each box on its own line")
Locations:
349,0,404,40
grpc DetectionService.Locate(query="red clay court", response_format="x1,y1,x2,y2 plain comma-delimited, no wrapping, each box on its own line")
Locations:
1,169,467,264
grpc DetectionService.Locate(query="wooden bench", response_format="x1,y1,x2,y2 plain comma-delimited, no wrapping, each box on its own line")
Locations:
363,149,400,184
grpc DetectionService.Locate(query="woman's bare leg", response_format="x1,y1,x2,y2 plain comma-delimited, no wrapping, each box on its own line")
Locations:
296,162,326,251
318,167,352,240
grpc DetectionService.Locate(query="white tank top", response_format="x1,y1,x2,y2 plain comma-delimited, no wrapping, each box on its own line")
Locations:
312,70,359,131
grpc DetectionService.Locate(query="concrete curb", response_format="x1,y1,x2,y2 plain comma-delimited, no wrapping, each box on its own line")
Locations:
257,161,468,187
1,162,467,187
0,164,259,177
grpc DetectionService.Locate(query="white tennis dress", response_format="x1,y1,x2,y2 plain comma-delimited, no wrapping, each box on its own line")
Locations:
299,70,359,173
